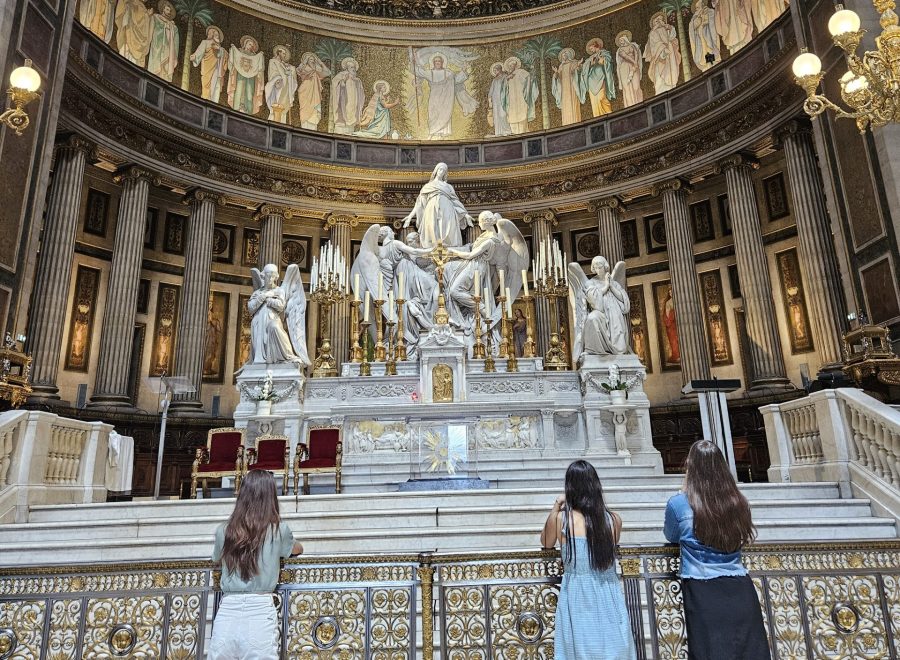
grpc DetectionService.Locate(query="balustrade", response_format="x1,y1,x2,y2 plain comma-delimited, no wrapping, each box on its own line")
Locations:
1,542,898,658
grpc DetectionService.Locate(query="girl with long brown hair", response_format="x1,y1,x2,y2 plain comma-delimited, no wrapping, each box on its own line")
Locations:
664,440,769,659
208,469,302,659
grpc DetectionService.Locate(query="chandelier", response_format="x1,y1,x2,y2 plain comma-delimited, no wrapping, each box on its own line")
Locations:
791,0,900,131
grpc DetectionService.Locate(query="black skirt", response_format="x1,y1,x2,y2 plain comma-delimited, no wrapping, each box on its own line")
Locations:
682,575,771,660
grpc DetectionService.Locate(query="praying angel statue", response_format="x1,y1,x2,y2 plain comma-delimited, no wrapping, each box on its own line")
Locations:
568,256,631,359
246,263,310,367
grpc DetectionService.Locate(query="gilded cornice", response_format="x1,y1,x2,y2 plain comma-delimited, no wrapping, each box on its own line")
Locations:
61,37,802,212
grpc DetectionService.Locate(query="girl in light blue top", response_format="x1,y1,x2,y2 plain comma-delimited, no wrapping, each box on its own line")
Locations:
664,440,770,660
541,460,637,660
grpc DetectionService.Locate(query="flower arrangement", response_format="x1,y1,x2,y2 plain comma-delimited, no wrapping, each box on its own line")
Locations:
581,364,643,399
239,371,298,403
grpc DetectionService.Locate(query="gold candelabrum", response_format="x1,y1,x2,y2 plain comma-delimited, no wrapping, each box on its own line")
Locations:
310,244,350,378
395,298,408,361
535,278,570,371
792,1,900,131
373,298,387,362
359,321,372,376
484,324,497,373
497,293,510,359
521,294,537,358
502,304,519,373
350,299,364,363
385,318,398,376
472,292,487,359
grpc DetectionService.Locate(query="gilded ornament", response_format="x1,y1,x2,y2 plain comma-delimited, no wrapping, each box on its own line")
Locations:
831,602,860,633
619,558,641,576
108,624,137,656
0,629,16,657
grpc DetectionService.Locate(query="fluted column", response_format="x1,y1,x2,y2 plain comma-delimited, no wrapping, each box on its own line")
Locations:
718,155,791,389
777,122,846,369
255,204,288,269
588,197,625,266
90,166,156,406
524,209,558,356
326,214,357,367
653,179,711,385
26,135,94,400
171,190,224,412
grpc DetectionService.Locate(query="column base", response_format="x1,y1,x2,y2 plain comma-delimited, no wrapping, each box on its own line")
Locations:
87,394,135,409
749,377,794,391
810,365,852,392
27,384,61,400
26,389,70,408
169,399,205,415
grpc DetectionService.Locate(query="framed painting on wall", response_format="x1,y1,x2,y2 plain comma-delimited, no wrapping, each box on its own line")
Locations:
570,227,601,264
282,235,312,272
64,265,100,372
652,280,681,371
644,214,667,254
700,269,733,365
775,248,814,354
213,224,235,264
149,283,180,376
202,291,230,382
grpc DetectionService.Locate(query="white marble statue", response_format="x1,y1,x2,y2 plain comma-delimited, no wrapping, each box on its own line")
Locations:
246,263,310,367
568,256,631,359
445,211,530,349
401,163,474,249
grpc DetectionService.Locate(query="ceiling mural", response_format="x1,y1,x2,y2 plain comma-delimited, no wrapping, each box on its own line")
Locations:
76,0,788,142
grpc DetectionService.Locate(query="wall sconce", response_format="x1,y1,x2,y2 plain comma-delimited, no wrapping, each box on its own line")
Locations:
1,59,41,136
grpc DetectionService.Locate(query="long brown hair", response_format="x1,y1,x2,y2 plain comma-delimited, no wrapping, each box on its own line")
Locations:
684,440,756,553
563,460,616,571
221,469,281,581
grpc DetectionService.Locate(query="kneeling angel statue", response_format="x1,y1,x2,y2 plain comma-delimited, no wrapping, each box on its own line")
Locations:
246,263,311,367
568,256,631,360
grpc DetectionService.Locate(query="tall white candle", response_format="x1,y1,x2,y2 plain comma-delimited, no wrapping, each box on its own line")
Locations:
484,286,491,307
474,270,480,293
505,287,512,316
522,270,529,297
499,269,505,294
388,291,395,321
354,273,360,301
364,291,370,322
399,272,405,296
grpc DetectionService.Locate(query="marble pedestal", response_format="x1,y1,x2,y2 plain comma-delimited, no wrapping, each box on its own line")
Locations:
234,363,306,452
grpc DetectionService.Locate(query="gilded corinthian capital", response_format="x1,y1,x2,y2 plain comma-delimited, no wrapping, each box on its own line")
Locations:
253,204,292,222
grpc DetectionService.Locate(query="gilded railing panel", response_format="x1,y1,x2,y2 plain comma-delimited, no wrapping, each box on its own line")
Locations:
1,542,899,658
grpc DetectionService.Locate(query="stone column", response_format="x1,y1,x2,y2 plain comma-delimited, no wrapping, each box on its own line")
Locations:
588,196,625,266
255,204,287,269
89,166,156,407
653,179,711,384
718,155,791,389
524,209,558,356
777,122,846,370
171,190,224,412
325,214,357,367
26,135,94,400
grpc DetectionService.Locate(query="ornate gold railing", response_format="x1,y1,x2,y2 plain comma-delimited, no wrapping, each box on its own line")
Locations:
1,541,898,658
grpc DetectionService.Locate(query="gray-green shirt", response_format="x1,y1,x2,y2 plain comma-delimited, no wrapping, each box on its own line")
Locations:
213,521,295,593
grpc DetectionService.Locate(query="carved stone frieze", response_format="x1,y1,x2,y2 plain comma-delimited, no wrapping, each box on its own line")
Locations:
469,379,535,395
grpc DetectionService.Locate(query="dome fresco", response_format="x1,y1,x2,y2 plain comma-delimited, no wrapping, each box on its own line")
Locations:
78,0,787,143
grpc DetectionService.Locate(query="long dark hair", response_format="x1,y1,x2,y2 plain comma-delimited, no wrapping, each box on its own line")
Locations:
684,440,756,552
221,469,281,581
563,460,616,571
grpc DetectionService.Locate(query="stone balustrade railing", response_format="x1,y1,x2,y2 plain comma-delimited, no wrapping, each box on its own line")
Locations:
0,410,116,524
762,388,900,521
1,542,897,658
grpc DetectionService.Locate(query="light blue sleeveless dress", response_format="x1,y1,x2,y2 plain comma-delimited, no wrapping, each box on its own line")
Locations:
554,513,638,660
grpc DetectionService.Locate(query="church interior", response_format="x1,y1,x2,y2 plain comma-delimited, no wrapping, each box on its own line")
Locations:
1,0,900,655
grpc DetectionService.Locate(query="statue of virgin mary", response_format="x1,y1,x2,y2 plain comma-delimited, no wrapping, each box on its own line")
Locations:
401,163,474,249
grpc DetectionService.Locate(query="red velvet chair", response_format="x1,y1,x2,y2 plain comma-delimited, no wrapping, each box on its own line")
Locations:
247,434,291,495
294,427,343,495
191,427,245,499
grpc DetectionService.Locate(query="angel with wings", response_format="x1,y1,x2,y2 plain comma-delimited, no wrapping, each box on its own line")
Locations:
568,256,631,358
247,263,310,367
445,211,530,340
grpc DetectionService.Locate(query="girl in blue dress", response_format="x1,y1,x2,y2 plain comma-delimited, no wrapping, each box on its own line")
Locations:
541,460,637,660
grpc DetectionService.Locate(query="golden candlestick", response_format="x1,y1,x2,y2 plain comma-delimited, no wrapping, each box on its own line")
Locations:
484,325,497,373
385,320,398,376
350,299,363,363
522,294,537,358
395,298,408,361
535,275,570,371
311,279,347,378
472,293,487,359
497,295,510,359
504,317,519,373
359,321,372,376
373,298,387,362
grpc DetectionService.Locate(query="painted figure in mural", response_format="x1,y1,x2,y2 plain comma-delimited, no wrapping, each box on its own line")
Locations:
147,0,179,82
191,25,228,103
513,307,527,357
115,0,153,67
645,11,681,95
615,31,644,108
751,0,787,32
203,297,223,376
487,62,512,137
264,45,298,124
689,0,722,71
247,264,310,367
401,163,474,249
296,52,331,130
80,0,116,43
502,56,538,135
663,287,680,363
354,81,401,139
569,256,631,358
411,52,479,140
551,48,582,126
228,36,266,115
331,57,365,135
715,0,754,54
580,38,617,117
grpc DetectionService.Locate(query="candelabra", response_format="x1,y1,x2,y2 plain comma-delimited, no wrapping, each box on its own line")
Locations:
521,294,537,358
385,318,398,376
310,244,350,378
395,297,408,361
497,293,510,359
792,2,900,131
472,292,487,359
359,321,372,376
533,236,570,371
503,313,519,373
350,299,364,363
484,326,497,373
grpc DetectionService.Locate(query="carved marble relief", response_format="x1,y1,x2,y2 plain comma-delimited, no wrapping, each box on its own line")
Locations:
571,227,600,265
433,364,453,403
644,213,667,254
775,248,814,354
149,283,180,376
163,212,186,255
690,199,715,242
621,219,639,259
700,269,732,365
144,207,158,249
202,291,230,383
65,265,100,372
281,235,311,272
242,228,260,267
83,189,110,237
212,224,235,264
762,172,789,221
627,284,652,373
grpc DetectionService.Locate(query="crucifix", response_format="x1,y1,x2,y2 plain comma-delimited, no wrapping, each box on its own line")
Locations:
430,240,452,325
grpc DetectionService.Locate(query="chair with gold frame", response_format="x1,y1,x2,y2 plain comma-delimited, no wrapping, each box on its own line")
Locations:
246,434,291,494
191,427,246,499
294,427,343,495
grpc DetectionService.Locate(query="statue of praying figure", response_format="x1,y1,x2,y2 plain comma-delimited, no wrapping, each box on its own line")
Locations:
401,162,474,248
246,263,310,367
568,256,631,358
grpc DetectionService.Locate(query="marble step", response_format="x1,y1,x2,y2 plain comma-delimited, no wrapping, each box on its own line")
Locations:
25,482,841,523
0,516,894,566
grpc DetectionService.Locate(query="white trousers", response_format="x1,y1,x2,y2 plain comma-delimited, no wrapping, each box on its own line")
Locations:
208,593,280,659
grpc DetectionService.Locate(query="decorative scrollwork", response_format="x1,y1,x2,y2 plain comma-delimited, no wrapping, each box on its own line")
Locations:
284,589,367,658
81,597,164,658
650,579,687,659
0,601,43,659
803,575,888,658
